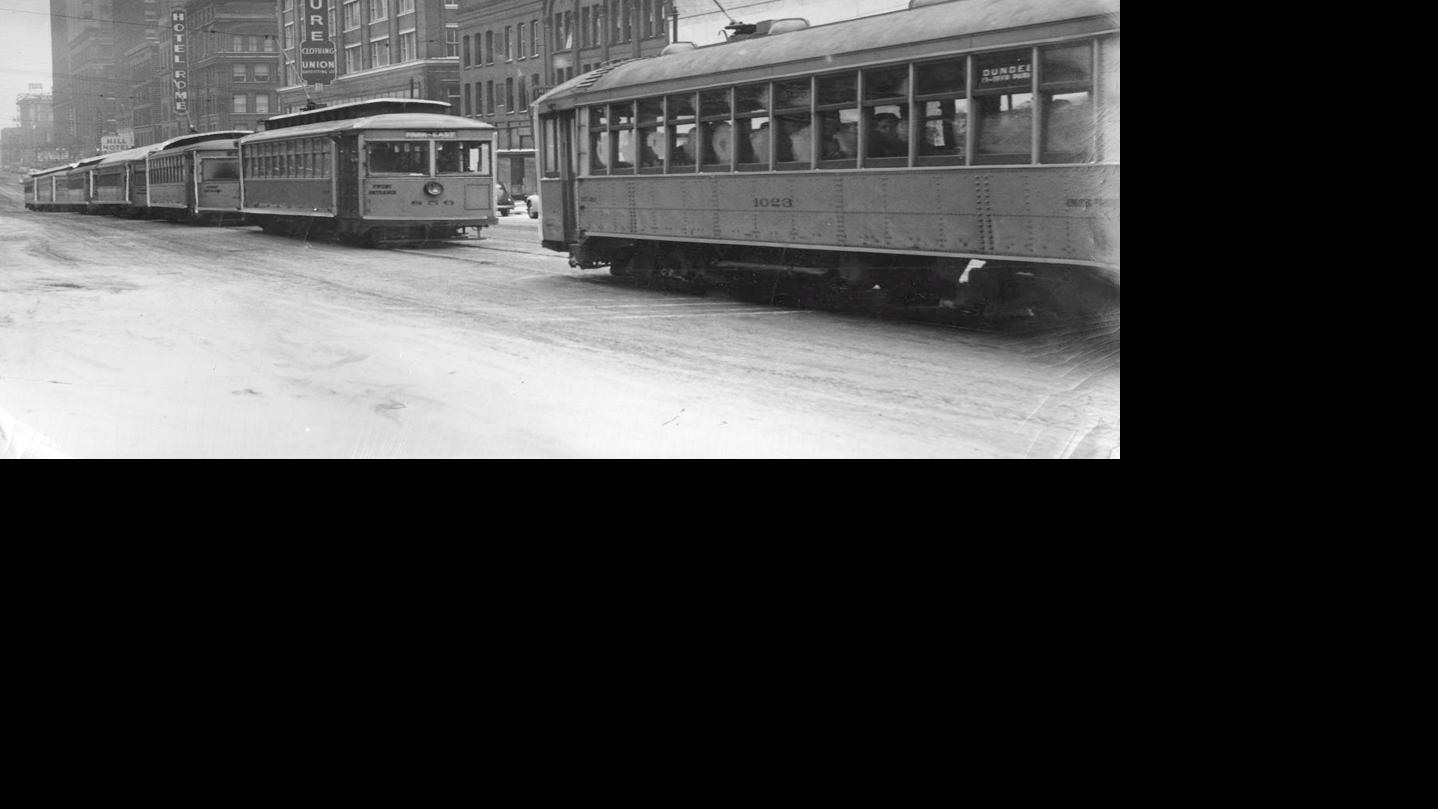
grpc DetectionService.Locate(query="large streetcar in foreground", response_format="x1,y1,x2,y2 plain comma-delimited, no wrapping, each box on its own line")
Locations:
239,99,500,245
532,0,1120,321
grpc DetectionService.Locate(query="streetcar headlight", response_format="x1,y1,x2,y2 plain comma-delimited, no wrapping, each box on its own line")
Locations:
424,181,444,196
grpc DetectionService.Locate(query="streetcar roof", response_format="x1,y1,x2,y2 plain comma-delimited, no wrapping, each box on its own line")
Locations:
535,0,1118,109
92,131,252,167
240,113,494,145
147,135,249,158
260,99,452,130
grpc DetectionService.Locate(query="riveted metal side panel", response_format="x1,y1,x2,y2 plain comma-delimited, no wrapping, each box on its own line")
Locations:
576,165,1119,267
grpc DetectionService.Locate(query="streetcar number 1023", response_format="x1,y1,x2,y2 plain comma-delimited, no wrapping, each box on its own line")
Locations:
753,197,794,208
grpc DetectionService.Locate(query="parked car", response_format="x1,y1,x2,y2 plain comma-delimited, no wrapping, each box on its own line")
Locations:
527,193,540,219
497,182,513,216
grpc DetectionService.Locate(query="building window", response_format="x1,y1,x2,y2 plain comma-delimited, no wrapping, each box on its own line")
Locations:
233,94,248,114
398,30,416,62
346,43,362,73
472,83,481,117
397,0,414,14
518,77,528,111
255,63,271,83
486,80,494,114
463,34,471,66
343,1,360,30
486,31,493,64
368,0,388,23
505,26,512,61
369,37,390,68
447,26,459,58
506,77,514,111
255,94,270,114
233,64,247,82
517,23,526,59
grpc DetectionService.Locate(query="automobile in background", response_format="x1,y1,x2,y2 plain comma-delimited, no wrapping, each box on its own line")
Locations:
497,182,513,216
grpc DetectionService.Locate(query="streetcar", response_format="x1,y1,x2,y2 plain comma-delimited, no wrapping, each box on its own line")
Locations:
144,131,252,224
532,0,1120,320
88,143,161,216
46,155,104,212
238,99,500,245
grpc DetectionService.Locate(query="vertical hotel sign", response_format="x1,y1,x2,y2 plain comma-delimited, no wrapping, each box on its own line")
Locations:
171,7,188,114
300,0,337,84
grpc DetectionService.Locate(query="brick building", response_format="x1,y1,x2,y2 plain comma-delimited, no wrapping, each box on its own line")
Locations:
276,0,462,115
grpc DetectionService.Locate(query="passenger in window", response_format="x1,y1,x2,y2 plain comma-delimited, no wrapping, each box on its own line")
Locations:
640,130,663,168
779,117,812,163
869,112,907,157
825,121,858,159
706,121,732,164
742,121,769,163
672,132,694,165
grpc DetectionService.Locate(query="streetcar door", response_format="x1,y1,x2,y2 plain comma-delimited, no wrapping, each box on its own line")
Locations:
336,136,360,219
538,110,577,245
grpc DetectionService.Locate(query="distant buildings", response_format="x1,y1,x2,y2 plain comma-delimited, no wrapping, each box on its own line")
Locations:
1,88,57,170
30,1,876,164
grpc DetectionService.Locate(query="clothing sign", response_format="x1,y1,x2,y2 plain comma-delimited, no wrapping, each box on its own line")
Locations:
300,0,336,83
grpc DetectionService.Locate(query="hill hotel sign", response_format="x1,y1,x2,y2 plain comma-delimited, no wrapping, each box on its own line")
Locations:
171,7,188,114
301,0,338,84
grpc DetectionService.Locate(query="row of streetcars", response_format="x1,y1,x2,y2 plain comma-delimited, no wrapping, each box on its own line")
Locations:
23,100,501,245
532,0,1120,319
21,0,1119,322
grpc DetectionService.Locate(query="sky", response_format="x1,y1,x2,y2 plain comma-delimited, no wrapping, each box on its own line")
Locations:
0,1,53,128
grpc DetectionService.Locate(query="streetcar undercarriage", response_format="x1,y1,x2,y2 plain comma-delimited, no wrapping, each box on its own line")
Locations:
569,237,1119,327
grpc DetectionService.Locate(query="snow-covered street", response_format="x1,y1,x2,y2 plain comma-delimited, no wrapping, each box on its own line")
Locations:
1,186,1118,458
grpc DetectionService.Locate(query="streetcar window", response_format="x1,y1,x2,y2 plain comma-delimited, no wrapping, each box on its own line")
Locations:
664,93,696,173
1041,44,1092,85
204,159,239,181
589,130,610,172
975,92,1033,163
816,73,858,168
864,105,908,162
639,127,664,171
1098,36,1121,162
737,117,770,170
817,73,856,106
699,89,732,171
973,49,1035,165
668,122,696,168
1099,36,1119,162
863,66,911,165
437,140,491,174
542,116,560,179
638,98,665,173
918,98,968,163
1039,42,1095,163
1041,91,1093,163
864,66,908,101
610,102,636,171
736,84,767,115
736,83,770,171
774,78,811,110
368,141,431,175
776,114,812,169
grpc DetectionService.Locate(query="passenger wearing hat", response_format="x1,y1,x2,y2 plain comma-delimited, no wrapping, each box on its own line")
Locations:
869,112,908,158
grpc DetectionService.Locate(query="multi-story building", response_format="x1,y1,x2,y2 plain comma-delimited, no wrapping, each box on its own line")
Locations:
1,89,57,169
275,0,462,115
183,0,282,133
456,1,673,198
